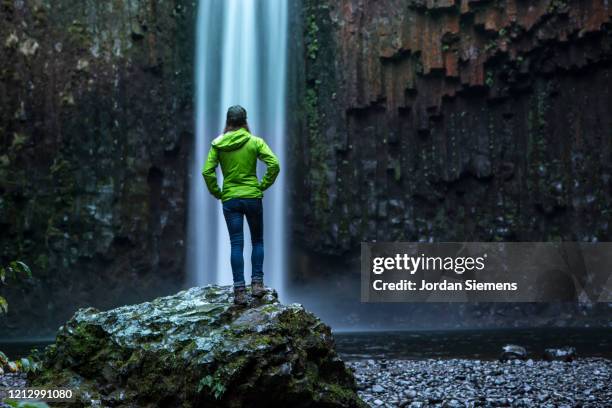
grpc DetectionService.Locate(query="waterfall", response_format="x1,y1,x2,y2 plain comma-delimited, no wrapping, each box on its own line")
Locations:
187,0,288,299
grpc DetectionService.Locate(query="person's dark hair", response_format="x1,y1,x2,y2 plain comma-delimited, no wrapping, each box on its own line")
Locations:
224,105,250,133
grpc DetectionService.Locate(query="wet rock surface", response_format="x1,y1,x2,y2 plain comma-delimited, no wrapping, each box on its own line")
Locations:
349,358,612,407
499,344,527,362
544,347,577,362
30,285,365,408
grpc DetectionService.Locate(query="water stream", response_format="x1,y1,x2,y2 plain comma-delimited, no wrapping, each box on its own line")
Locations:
186,0,288,298
4,328,612,361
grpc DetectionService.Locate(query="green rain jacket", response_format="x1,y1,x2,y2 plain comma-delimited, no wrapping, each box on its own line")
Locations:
202,128,280,201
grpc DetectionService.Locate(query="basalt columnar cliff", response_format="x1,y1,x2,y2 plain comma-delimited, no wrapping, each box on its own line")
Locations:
0,0,196,336
292,0,612,256
1,1,611,336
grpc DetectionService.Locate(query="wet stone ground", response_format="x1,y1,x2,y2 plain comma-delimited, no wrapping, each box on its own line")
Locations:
0,373,27,408
1,359,610,407
348,358,612,408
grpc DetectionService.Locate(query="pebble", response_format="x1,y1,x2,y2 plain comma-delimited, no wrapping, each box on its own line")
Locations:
405,390,417,399
348,358,612,407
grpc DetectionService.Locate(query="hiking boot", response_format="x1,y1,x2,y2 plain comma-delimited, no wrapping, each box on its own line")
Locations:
251,281,265,298
233,287,247,306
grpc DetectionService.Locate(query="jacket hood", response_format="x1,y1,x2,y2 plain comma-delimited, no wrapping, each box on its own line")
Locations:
212,128,251,152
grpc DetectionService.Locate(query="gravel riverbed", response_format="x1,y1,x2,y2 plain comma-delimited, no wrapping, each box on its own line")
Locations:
1,359,610,407
0,373,28,407
347,358,612,408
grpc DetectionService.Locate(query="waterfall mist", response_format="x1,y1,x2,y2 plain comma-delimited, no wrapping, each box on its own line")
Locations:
186,0,288,299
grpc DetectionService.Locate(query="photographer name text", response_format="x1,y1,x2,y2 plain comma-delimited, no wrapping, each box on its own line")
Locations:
371,253,517,292
372,279,518,291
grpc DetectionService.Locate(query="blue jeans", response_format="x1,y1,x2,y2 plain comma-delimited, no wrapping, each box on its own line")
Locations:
222,198,264,288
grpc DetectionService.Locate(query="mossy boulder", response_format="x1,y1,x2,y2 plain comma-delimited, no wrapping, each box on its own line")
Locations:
31,285,366,408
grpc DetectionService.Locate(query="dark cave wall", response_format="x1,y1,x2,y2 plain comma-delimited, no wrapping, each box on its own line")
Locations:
0,0,196,337
293,0,612,259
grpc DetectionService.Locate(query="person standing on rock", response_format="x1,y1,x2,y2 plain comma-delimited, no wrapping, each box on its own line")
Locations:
202,105,280,305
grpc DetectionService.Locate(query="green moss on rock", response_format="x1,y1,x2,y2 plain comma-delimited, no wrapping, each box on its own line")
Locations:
31,286,366,408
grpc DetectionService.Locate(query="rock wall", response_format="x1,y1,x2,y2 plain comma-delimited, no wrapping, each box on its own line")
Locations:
0,0,195,337
293,0,612,257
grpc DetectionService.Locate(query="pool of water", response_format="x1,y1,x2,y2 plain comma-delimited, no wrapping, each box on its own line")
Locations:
0,339,53,359
334,327,612,360
2,328,611,361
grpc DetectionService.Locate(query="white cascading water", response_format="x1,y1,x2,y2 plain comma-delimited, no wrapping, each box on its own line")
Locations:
186,0,288,299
